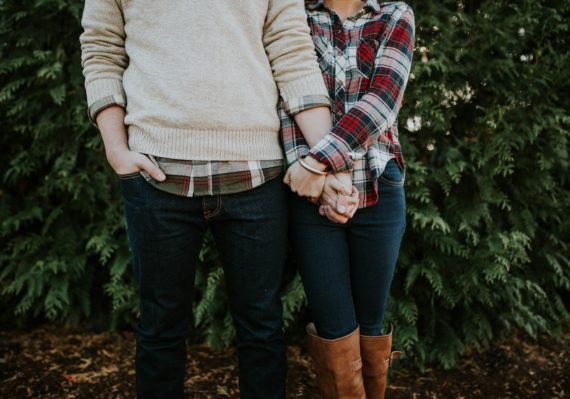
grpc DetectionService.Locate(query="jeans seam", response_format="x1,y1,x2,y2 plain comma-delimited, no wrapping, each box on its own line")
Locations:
379,175,405,186
203,195,222,219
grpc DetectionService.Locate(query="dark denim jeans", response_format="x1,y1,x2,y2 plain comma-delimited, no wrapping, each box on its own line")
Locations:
289,159,406,339
119,173,288,399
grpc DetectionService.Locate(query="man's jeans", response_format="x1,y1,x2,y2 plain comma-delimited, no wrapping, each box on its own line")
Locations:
289,159,406,339
119,173,288,399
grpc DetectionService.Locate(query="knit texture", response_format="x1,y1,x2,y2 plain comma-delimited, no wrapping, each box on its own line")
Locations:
80,0,329,160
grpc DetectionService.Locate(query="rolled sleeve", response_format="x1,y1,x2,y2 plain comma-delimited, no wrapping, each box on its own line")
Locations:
87,90,126,126
281,92,330,116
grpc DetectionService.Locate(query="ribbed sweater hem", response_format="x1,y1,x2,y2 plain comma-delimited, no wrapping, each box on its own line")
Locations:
127,125,284,161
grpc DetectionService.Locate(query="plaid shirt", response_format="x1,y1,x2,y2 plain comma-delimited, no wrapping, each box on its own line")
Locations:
281,0,415,208
89,94,329,198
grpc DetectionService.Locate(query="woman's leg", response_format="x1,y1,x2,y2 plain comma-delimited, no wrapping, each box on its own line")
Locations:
290,193,365,398
289,193,356,340
348,159,406,336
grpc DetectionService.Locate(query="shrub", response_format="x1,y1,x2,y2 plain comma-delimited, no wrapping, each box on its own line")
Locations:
0,0,568,368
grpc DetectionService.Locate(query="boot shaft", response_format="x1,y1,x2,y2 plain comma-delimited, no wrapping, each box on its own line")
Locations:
306,323,366,399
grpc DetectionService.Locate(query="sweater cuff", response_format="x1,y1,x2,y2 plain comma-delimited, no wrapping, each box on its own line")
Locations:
279,74,330,115
85,78,126,125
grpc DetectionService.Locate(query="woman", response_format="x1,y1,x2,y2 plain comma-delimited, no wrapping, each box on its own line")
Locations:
281,1,415,397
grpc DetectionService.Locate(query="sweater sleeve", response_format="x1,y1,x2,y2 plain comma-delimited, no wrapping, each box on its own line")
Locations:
308,5,415,172
79,0,128,125
263,0,330,115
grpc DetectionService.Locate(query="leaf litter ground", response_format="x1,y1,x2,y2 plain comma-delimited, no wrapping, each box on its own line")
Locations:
0,326,568,398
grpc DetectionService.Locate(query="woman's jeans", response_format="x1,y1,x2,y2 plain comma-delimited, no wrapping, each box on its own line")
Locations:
290,159,406,340
119,174,288,399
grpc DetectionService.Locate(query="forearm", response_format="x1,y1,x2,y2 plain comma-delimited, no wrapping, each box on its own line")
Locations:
293,106,332,148
96,105,129,156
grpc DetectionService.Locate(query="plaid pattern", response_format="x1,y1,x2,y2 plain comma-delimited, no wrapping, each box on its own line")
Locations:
281,0,415,207
90,91,329,197
139,156,284,197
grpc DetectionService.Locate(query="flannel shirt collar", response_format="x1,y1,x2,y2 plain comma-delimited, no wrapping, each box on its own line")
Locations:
306,0,381,15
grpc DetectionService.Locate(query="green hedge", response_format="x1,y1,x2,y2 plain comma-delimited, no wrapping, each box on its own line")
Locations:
1,0,568,369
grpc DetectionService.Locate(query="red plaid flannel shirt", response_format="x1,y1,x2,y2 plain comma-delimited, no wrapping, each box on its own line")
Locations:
280,0,415,207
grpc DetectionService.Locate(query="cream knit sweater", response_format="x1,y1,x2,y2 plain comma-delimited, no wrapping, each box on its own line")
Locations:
80,0,329,161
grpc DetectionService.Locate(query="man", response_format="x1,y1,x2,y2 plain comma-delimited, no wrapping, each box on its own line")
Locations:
80,0,346,397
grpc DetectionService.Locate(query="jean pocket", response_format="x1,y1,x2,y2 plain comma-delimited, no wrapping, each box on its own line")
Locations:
117,171,143,180
379,160,405,186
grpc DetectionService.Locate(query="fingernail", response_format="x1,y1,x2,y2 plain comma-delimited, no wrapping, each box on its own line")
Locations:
338,205,346,213
158,173,166,181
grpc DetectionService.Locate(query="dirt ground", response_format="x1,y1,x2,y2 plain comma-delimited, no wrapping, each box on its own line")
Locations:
0,325,568,399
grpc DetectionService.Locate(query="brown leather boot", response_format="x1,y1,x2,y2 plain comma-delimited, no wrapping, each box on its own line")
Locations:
360,325,401,399
306,323,366,399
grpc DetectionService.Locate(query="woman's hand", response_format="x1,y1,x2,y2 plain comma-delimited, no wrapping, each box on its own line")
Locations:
319,173,359,224
283,157,327,202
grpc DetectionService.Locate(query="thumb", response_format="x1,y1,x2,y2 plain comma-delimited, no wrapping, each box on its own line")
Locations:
283,169,292,186
137,154,166,181
336,194,350,214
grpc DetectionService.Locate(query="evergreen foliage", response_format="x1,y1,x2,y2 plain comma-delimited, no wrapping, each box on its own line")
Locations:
1,0,568,368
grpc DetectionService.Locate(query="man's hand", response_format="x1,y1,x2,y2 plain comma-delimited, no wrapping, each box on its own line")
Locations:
106,148,166,181
283,157,327,202
319,173,359,224
95,106,166,181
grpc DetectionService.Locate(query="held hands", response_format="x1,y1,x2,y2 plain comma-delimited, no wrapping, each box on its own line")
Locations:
284,157,359,224
283,157,327,203
319,173,359,224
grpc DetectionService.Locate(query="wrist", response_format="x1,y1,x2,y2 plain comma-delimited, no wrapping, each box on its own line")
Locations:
105,145,130,160
302,155,328,173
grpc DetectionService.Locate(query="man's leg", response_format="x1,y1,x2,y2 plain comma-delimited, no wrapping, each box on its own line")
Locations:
210,177,288,399
119,174,206,399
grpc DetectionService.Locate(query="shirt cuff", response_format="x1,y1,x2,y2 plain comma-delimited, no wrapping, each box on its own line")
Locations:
279,73,330,115
87,93,126,127
282,94,330,116
285,144,310,167
308,133,354,172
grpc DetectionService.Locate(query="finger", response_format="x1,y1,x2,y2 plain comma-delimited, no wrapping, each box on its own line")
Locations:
346,189,360,218
327,175,351,195
344,189,359,207
137,154,166,181
324,205,349,224
336,194,350,214
283,170,291,186
348,203,358,218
